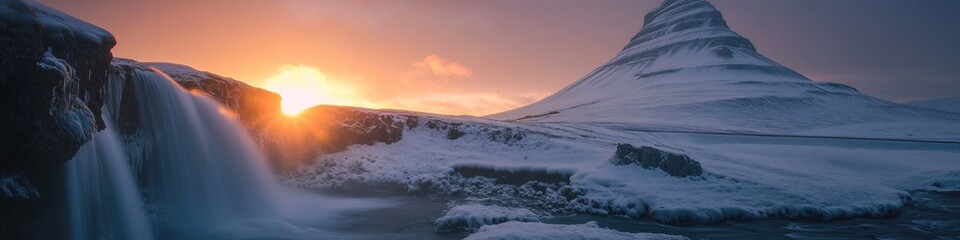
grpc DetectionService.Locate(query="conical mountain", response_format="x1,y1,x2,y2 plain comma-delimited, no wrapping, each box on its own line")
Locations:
490,0,960,136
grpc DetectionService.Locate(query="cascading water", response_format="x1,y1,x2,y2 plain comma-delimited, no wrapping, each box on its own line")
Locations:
66,63,282,239
115,66,281,233
66,64,153,239
66,118,153,240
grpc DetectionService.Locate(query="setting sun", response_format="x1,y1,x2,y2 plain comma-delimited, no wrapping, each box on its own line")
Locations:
262,65,357,115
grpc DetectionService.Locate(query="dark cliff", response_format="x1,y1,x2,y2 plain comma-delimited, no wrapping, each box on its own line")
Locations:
0,1,115,238
0,0,115,197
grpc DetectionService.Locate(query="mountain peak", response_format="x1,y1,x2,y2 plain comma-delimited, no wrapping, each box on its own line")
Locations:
628,0,748,50
490,0,960,135
608,0,784,77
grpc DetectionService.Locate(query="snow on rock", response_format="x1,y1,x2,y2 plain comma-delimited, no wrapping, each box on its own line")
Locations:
0,174,40,200
38,49,98,146
610,144,702,178
284,109,960,224
111,59,281,131
1,0,114,210
489,0,960,139
434,204,541,232
464,221,687,240
7,0,115,45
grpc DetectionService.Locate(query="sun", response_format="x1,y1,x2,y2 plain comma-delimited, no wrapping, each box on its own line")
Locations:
261,65,351,116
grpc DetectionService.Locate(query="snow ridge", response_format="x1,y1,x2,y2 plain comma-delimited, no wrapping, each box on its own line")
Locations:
490,0,960,138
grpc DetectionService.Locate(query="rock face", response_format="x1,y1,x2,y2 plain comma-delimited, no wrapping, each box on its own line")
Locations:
142,60,283,132
110,59,282,133
490,0,960,135
611,144,702,178
0,1,115,238
266,106,407,170
0,0,115,182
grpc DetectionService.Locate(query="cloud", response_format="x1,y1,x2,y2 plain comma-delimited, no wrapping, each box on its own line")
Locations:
369,55,543,115
414,55,473,78
383,92,547,116
259,56,545,116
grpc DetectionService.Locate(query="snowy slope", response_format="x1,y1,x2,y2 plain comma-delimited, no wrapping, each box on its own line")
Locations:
0,0,114,46
284,109,960,224
909,97,960,113
283,0,960,227
488,0,960,138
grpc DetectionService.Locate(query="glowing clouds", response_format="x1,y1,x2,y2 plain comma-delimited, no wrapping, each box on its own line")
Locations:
259,56,544,117
261,65,360,115
414,55,473,78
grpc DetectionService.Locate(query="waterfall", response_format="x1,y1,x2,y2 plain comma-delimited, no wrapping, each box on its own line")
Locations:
117,67,280,232
66,119,153,240
66,64,282,239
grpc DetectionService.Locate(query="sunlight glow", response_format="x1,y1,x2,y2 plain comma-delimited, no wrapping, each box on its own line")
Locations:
262,65,356,116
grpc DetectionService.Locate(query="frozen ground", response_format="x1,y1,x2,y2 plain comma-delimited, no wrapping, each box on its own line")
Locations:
465,221,687,240
284,113,960,226
434,204,541,232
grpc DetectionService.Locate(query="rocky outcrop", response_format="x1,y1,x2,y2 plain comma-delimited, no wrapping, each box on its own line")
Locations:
1,1,115,238
0,0,115,180
611,144,703,177
273,106,531,171
266,106,407,170
143,61,283,131
110,59,282,133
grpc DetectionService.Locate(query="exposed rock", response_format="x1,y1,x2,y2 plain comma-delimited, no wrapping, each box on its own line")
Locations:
110,59,282,134
1,2,114,237
452,164,572,185
143,61,282,131
611,144,703,177
0,0,115,177
447,127,466,140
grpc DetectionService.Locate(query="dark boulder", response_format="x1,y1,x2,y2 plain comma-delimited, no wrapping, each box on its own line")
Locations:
611,144,703,177
0,0,115,177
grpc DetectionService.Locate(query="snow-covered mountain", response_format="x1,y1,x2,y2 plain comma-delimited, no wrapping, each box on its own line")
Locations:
6,0,956,238
910,97,960,114
490,0,960,138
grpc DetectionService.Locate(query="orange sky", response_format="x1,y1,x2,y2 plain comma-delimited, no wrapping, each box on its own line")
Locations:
37,0,960,115
37,0,657,116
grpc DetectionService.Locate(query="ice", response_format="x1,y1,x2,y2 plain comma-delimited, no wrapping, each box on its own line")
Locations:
464,221,687,240
37,48,96,144
286,113,960,224
434,204,541,232
0,175,38,200
2,0,115,45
